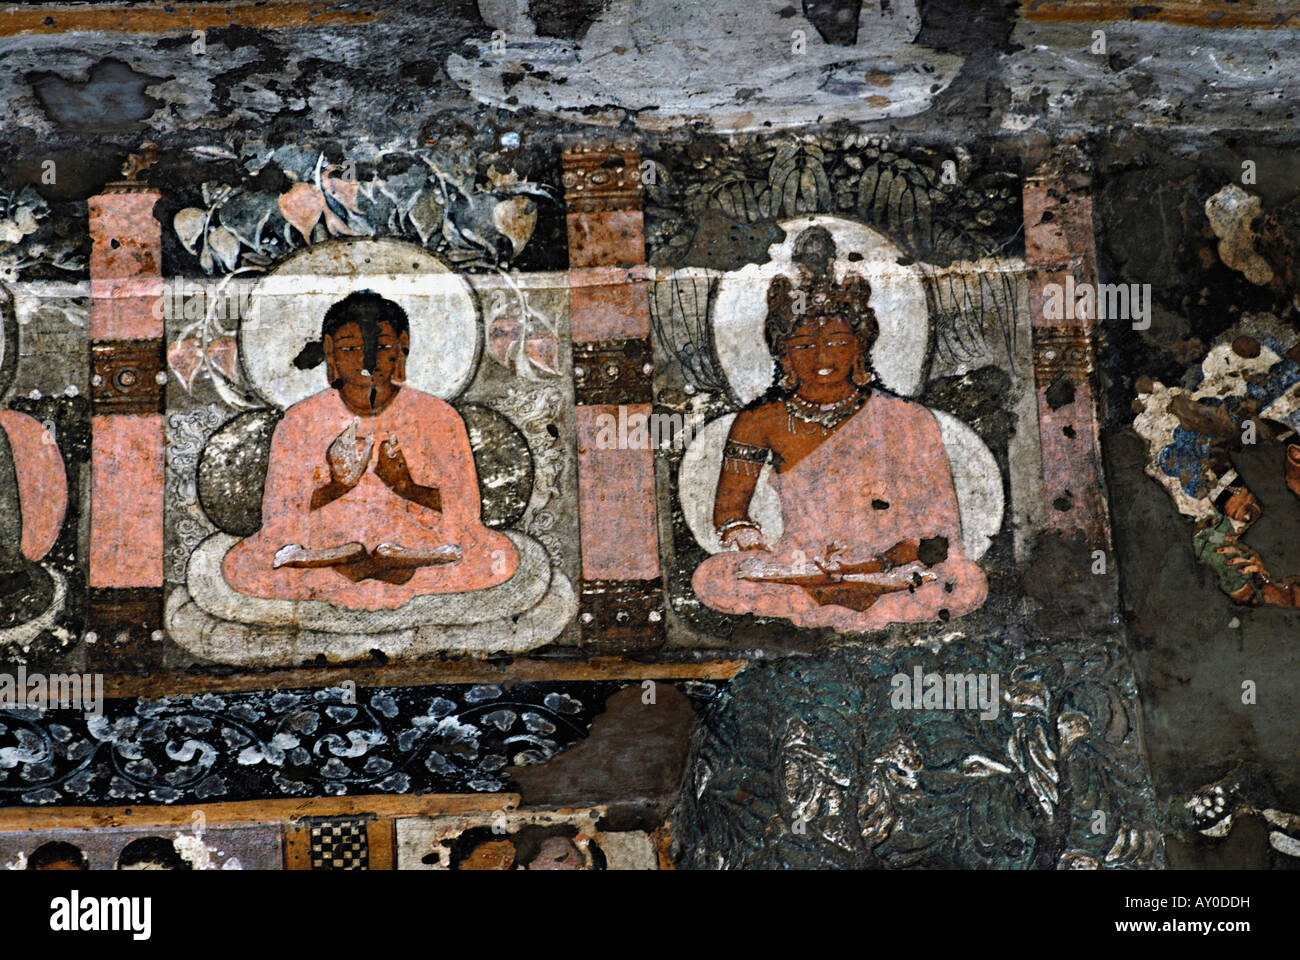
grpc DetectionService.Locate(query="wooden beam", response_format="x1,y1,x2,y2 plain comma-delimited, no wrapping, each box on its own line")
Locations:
0,2,382,37
0,793,521,831
1023,1,1300,29
100,657,748,699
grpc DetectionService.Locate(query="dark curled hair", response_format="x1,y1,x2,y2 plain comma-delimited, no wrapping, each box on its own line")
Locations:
116,836,191,870
293,289,411,371
444,826,516,869
440,824,607,870
28,840,88,870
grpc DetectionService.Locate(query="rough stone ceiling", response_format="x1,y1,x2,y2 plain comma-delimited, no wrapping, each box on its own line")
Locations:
0,1,1296,151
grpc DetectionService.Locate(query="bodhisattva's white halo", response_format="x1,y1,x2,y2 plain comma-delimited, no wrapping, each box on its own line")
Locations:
241,239,480,409
712,215,931,405
679,409,1003,562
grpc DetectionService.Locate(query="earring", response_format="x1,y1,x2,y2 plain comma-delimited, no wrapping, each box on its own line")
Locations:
778,362,799,393
851,353,873,388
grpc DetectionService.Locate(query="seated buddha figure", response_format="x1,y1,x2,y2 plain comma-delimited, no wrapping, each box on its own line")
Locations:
692,255,988,632
223,291,518,611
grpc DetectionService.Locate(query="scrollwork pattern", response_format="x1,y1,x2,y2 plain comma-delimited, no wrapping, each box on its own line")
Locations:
491,385,568,530
164,404,226,583
0,681,660,806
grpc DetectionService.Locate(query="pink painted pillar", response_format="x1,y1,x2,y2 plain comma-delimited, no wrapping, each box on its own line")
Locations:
87,184,165,669
1024,167,1113,555
563,146,665,650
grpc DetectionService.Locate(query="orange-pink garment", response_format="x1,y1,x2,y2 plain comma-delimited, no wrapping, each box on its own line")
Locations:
692,392,988,631
0,410,67,563
223,386,518,611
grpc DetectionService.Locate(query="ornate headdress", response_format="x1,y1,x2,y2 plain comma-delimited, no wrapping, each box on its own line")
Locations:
764,278,878,394
765,271,877,331
764,226,879,348
761,227,881,397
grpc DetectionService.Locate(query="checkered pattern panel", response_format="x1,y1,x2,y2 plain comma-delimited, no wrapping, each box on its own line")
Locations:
308,818,370,870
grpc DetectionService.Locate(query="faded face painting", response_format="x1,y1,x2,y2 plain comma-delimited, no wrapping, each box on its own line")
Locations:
324,320,409,417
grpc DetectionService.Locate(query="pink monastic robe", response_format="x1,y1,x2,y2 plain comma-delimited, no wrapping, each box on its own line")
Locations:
692,391,988,631
223,387,518,611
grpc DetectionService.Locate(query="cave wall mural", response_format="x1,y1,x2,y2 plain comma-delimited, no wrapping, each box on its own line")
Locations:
0,0,1295,873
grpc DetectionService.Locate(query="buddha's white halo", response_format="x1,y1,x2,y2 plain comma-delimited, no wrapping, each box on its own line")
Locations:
711,215,931,405
241,240,480,409
679,409,1002,562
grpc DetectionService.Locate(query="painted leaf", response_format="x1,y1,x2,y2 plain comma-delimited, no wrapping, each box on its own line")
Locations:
207,225,241,272
323,175,362,214
524,330,560,376
322,206,355,237
278,182,325,244
710,177,765,223
174,207,206,254
206,337,238,382
856,163,881,213
487,314,521,367
168,338,204,393
492,197,537,256
378,166,431,216
407,187,444,245
217,192,277,253
769,145,830,217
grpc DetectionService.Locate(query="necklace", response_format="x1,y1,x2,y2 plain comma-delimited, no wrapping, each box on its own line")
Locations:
784,387,868,435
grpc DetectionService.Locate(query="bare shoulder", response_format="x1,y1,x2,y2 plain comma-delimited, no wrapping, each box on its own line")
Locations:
729,401,783,446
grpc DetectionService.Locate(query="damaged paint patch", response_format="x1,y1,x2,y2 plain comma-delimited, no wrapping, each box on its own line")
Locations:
446,0,964,132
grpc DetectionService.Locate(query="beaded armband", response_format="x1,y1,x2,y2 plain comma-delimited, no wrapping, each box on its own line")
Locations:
722,440,771,477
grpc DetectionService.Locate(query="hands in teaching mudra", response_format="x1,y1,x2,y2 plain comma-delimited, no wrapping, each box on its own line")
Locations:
276,420,459,584
314,419,372,506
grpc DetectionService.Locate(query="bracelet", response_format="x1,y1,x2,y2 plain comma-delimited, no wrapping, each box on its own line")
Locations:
717,518,761,540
